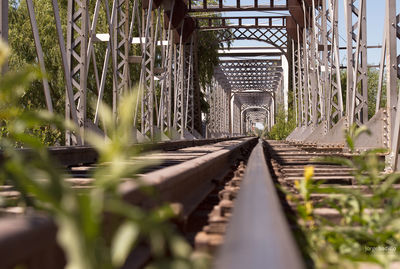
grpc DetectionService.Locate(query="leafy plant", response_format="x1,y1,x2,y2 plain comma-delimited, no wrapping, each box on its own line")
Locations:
263,105,296,140
290,125,400,268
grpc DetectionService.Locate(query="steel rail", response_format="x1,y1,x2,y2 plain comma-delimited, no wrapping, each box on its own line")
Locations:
0,136,247,167
0,137,257,268
214,140,305,269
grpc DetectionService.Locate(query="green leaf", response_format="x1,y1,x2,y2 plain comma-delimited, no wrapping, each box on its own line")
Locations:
170,236,192,258
111,221,139,267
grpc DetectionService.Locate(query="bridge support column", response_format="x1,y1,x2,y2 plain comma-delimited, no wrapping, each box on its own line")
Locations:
385,0,400,170
159,26,174,135
282,55,289,121
64,0,90,145
184,37,195,135
345,0,368,127
114,0,130,114
304,1,319,127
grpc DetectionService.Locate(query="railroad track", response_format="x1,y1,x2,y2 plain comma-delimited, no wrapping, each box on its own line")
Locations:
265,140,351,228
3,138,398,269
0,137,257,268
262,140,400,269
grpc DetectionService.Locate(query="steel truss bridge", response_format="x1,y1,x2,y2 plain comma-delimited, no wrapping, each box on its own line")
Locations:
1,0,400,171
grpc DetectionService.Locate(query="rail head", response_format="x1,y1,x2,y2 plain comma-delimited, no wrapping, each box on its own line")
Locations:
214,139,305,269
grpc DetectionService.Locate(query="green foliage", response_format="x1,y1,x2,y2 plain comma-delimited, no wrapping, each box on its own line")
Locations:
192,0,231,112
367,68,387,119
291,126,400,268
197,29,221,89
264,105,296,140
339,68,387,120
0,42,207,269
9,0,67,111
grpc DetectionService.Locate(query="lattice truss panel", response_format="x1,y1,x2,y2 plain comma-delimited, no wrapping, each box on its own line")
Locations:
114,0,130,99
291,40,299,126
158,27,175,133
303,11,317,126
292,0,343,129
172,40,196,136
66,0,88,145
293,37,306,126
297,27,312,127
185,40,195,133
313,1,325,124
207,78,231,135
325,0,343,127
216,27,287,53
309,0,343,126
140,5,156,137
232,98,241,135
238,93,272,109
216,60,283,91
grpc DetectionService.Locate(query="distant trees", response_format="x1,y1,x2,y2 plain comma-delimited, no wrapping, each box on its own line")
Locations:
8,0,67,112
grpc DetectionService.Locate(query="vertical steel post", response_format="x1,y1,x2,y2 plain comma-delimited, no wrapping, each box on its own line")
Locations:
291,40,299,126
0,0,8,73
114,0,130,101
174,39,185,136
296,25,304,126
140,2,155,138
302,22,310,125
385,0,397,141
327,0,343,127
26,0,53,113
51,0,82,145
345,0,368,126
320,0,329,123
386,0,399,170
376,27,386,114
344,0,353,119
185,37,194,133
65,0,88,145
158,0,175,133
0,0,7,42
308,1,319,126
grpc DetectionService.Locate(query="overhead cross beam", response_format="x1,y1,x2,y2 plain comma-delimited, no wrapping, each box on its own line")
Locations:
196,16,287,30
188,0,288,12
218,47,285,57
213,27,287,54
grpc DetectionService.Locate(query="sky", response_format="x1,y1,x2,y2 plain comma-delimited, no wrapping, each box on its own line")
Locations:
217,0,399,65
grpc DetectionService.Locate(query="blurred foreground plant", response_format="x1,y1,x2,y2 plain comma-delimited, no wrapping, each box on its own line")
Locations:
0,40,206,269
291,125,400,268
